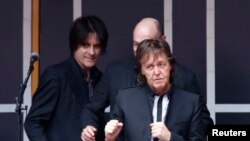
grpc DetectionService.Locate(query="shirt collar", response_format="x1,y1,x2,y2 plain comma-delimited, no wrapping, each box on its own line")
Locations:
147,84,174,100
72,57,102,85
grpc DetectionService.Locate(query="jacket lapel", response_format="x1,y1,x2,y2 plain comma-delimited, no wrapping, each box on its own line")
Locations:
141,86,155,140
66,57,89,104
165,86,175,127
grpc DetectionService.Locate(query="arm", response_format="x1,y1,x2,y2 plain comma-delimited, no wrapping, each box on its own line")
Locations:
175,63,214,134
24,68,60,141
188,73,214,135
188,96,205,141
171,96,205,141
81,68,111,140
109,92,125,141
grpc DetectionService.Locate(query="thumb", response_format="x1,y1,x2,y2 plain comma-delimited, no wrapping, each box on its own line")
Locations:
116,122,123,133
112,122,123,137
117,122,123,127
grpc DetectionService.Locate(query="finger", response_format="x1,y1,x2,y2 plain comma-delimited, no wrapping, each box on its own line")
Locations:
108,122,123,138
150,123,162,138
105,120,120,132
82,131,91,141
105,122,116,134
117,122,123,127
81,132,92,141
82,127,96,141
109,120,119,126
150,123,159,131
115,122,123,133
87,126,97,137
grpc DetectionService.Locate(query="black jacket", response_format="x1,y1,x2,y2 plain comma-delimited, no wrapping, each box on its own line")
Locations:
81,57,213,136
112,85,205,141
25,57,103,141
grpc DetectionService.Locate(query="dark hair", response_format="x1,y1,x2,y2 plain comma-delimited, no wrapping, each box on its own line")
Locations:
136,39,175,85
69,15,108,54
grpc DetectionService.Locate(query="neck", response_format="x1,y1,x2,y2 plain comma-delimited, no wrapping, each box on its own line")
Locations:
153,84,171,96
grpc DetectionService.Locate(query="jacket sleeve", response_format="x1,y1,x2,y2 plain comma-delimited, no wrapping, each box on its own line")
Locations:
187,73,214,135
170,96,205,141
110,92,124,141
24,68,60,141
189,96,206,141
175,63,214,135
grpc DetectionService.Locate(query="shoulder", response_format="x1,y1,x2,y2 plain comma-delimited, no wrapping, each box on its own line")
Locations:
115,85,148,106
119,85,142,92
42,60,67,75
173,87,200,103
117,85,147,98
40,58,73,80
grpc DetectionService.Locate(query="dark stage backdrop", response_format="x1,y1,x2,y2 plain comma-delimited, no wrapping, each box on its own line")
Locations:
0,0,22,140
215,0,250,124
173,0,207,101
40,0,73,73
1,0,250,140
82,0,164,72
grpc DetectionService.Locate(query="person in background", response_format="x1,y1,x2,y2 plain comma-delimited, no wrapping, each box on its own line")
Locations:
81,17,213,141
105,39,205,141
24,15,108,141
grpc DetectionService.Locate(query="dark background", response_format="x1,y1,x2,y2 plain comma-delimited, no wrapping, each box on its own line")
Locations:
1,0,250,140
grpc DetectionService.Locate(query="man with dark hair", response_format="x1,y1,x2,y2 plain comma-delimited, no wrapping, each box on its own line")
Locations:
24,15,108,141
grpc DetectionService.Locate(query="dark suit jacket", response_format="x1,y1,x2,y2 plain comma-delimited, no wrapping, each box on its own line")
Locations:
112,85,205,141
24,57,103,141
81,57,213,135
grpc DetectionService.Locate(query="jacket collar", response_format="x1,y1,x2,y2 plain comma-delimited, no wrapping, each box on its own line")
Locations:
71,56,102,86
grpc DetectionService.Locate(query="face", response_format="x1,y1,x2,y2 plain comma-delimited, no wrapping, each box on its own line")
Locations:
73,33,101,71
141,52,172,95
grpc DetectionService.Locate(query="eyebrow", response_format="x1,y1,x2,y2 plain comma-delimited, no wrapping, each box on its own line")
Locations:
133,41,139,44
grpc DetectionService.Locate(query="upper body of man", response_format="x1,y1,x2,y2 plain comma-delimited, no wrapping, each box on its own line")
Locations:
24,15,108,141
105,39,205,141
81,18,213,141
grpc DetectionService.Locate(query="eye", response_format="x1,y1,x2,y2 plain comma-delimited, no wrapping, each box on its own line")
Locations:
158,62,166,68
94,44,101,49
82,43,90,48
146,65,153,70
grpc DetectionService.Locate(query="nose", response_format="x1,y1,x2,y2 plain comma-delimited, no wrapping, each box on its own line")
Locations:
88,46,95,55
153,67,161,75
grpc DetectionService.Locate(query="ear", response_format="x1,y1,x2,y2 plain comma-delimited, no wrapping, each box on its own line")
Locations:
141,69,145,75
141,70,144,75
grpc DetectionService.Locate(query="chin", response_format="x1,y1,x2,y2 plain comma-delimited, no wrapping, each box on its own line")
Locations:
83,63,95,70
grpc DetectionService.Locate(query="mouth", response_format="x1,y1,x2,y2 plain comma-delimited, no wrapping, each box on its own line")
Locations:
153,79,163,83
154,78,163,81
85,57,96,62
